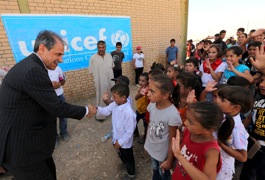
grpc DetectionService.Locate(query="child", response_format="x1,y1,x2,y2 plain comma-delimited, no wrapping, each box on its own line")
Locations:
90,84,136,179
151,62,165,72
111,42,125,78
166,65,181,86
216,86,254,180
240,74,265,180
149,68,164,77
237,33,248,51
236,27,245,37
143,68,165,142
184,58,199,73
101,75,131,142
226,76,250,87
166,38,179,65
186,41,191,58
48,66,69,148
226,39,232,48
176,72,202,123
134,72,149,143
102,75,131,106
199,44,226,98
242,41,262,79
184,58,203,86
199,80,226,102
241,29,265,51
144,74,182,179
248,44,265,74
222,46,253,84
172,101,232,180
132,46,144,86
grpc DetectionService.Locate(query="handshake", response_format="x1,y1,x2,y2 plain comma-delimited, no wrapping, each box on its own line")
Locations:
87,104,98,118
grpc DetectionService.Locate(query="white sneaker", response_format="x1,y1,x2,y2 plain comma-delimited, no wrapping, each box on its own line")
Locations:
123,174,136,180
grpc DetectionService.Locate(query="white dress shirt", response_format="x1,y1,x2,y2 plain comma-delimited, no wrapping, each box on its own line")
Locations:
96,100,136,148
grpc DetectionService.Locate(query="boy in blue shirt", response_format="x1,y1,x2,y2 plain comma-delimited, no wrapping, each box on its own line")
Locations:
166,38,178,65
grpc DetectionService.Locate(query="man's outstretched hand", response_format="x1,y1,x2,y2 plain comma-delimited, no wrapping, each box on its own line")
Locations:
87,104,97,118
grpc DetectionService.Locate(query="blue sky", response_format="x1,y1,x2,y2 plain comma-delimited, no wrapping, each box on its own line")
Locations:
188,0,265,42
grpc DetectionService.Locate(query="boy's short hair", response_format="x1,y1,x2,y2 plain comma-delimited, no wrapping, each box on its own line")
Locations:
116,42,122,47
111,83,129,98
248,41,262,49
250,29,256,34
237,28,245,32
231,40,237,45
227,76,250,87
215,33,220,37
111,75,130,86
185,58,199,68
205,40,213,44
220,30,226,34
170,38,176,43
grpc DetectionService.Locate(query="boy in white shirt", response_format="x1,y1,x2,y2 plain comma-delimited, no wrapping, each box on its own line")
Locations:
90,83,136,179
48,66,69,148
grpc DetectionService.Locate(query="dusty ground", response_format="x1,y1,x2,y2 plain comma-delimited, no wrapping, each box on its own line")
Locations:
1,85,152,180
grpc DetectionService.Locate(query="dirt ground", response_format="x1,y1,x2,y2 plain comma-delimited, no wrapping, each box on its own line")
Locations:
0,85,153,180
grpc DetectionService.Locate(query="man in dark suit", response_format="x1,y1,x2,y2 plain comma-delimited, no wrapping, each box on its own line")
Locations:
0,30,92,180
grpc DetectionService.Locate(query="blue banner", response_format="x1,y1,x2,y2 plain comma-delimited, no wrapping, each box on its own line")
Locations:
1,14,132,71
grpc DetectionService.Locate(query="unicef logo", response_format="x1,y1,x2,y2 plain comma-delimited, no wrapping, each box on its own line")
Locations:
111,30,130,47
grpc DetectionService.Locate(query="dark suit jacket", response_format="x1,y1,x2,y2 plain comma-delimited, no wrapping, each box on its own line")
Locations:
0,53,86,167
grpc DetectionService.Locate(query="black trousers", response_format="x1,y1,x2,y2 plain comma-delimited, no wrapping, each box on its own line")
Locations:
135,67,144,84
118,147,135,175
113,69,122,79
240,146,265,180
4,156,56,180
134,111,148,138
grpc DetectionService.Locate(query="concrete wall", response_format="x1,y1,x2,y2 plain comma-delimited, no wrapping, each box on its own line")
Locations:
0,0,185,101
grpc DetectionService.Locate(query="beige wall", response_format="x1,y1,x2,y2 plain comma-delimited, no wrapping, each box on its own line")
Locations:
0,0,184,101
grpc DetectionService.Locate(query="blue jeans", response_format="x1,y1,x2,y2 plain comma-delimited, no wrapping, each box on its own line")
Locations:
151,157,171,180
57,94,68,136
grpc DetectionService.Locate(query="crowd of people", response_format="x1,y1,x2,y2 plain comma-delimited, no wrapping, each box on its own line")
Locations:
89,27,265,179
101,27,265,180
1,28,265,180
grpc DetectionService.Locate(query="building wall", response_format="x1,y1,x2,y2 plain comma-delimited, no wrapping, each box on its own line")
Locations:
0,0,184,101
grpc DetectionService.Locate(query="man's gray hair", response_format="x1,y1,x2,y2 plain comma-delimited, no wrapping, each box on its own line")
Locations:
33,30,66,52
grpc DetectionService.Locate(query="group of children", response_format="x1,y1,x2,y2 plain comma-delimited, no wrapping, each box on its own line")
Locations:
86,28,265,180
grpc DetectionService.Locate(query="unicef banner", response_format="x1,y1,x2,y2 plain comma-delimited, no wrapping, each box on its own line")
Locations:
1,14,132,71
